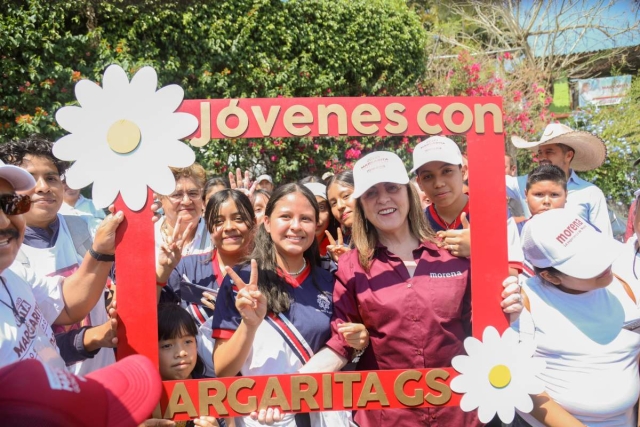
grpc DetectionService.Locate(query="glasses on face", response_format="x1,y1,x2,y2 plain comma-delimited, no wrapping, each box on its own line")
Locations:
0,194,31,216
168,189,202,202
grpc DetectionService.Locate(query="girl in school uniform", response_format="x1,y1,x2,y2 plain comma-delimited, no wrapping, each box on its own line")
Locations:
211,183,366,427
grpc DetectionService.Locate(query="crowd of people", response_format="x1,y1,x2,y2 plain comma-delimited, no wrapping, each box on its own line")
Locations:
0,123,638,427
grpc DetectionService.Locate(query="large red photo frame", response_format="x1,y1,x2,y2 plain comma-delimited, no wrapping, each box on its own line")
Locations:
115,96,509,419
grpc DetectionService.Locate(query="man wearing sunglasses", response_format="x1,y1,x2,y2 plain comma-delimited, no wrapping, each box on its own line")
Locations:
0,143,124,371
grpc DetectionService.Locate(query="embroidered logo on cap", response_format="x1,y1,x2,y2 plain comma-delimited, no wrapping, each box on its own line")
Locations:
555,218,587,246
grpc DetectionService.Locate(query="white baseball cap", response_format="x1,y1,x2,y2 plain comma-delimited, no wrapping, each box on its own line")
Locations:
256,174,273,184
352,151,409,198
303,182,327,200
0,160,35,192
410,136,463,173
521,208,623,279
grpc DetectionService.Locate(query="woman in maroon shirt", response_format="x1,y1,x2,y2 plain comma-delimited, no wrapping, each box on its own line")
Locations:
316,151,480,426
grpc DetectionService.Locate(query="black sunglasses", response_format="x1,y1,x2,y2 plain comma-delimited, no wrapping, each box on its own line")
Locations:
0,194,31,216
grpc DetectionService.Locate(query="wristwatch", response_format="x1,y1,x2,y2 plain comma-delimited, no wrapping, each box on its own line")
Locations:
89,247,115,262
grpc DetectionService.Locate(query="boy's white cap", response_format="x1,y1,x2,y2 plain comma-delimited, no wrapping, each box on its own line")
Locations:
410,136,463,173
0,160,36,191
352,151,409,198
256,174,272,183
303,182,327,200
521,208,622,279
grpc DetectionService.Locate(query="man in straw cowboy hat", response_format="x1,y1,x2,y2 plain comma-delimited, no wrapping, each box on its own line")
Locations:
507,123,612,236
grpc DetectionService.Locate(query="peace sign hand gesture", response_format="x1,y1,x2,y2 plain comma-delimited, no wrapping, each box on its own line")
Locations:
325,228,349,263
157,217,193,283
227,259,267,328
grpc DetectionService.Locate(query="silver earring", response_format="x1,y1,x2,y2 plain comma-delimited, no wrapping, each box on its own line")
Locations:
365,220,369,232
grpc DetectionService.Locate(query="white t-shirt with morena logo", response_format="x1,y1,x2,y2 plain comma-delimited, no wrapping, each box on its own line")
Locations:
0,266,65,370
513,275,640,426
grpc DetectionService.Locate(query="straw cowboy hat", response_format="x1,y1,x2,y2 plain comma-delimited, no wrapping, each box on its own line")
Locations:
511,123,607,171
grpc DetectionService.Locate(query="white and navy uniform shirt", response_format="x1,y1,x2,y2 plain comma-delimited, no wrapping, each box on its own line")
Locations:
212,263,334,367
211,263,344,427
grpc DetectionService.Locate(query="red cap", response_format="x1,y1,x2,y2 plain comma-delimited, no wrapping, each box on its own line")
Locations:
0,355,161,427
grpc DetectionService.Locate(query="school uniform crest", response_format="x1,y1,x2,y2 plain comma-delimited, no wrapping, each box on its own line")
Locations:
317,293,332,314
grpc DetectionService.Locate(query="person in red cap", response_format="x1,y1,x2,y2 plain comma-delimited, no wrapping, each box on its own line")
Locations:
0,354,161,427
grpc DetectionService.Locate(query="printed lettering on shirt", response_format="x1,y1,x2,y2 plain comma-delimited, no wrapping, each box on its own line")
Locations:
13,305,45,358
15,296,31,325
556,218,586,246
316,293,332,315
429,271,463,278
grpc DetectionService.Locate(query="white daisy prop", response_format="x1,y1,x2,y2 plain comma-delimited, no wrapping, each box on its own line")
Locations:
52,64,198,362
450,326,546,423
53,64,198,211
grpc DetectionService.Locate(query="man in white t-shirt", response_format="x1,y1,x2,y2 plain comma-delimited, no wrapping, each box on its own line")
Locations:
507,123,612,236
0,140,123,370
1,137,118,374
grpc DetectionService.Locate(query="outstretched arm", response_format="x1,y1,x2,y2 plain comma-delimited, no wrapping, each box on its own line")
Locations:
55,211,124,325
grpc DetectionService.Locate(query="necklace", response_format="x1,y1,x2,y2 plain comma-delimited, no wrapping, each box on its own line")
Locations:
287,258,307,276
0,276,26,326
432,206,458,230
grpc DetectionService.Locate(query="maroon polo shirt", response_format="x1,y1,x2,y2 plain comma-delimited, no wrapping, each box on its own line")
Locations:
326,240,481,427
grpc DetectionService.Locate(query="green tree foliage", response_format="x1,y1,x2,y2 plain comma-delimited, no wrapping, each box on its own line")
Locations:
563,75,640,207
0,0,427,181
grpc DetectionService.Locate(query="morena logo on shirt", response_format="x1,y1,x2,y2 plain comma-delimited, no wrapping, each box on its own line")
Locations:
429,271,463,278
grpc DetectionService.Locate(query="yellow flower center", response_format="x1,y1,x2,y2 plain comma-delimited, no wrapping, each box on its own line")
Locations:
488,364,511,389
106,119,141,154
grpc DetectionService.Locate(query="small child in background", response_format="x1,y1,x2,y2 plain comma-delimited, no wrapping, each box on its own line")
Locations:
155,303,222,427
521,164,568,232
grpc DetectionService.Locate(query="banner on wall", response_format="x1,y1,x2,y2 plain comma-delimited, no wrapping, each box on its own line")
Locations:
575,75,632,107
